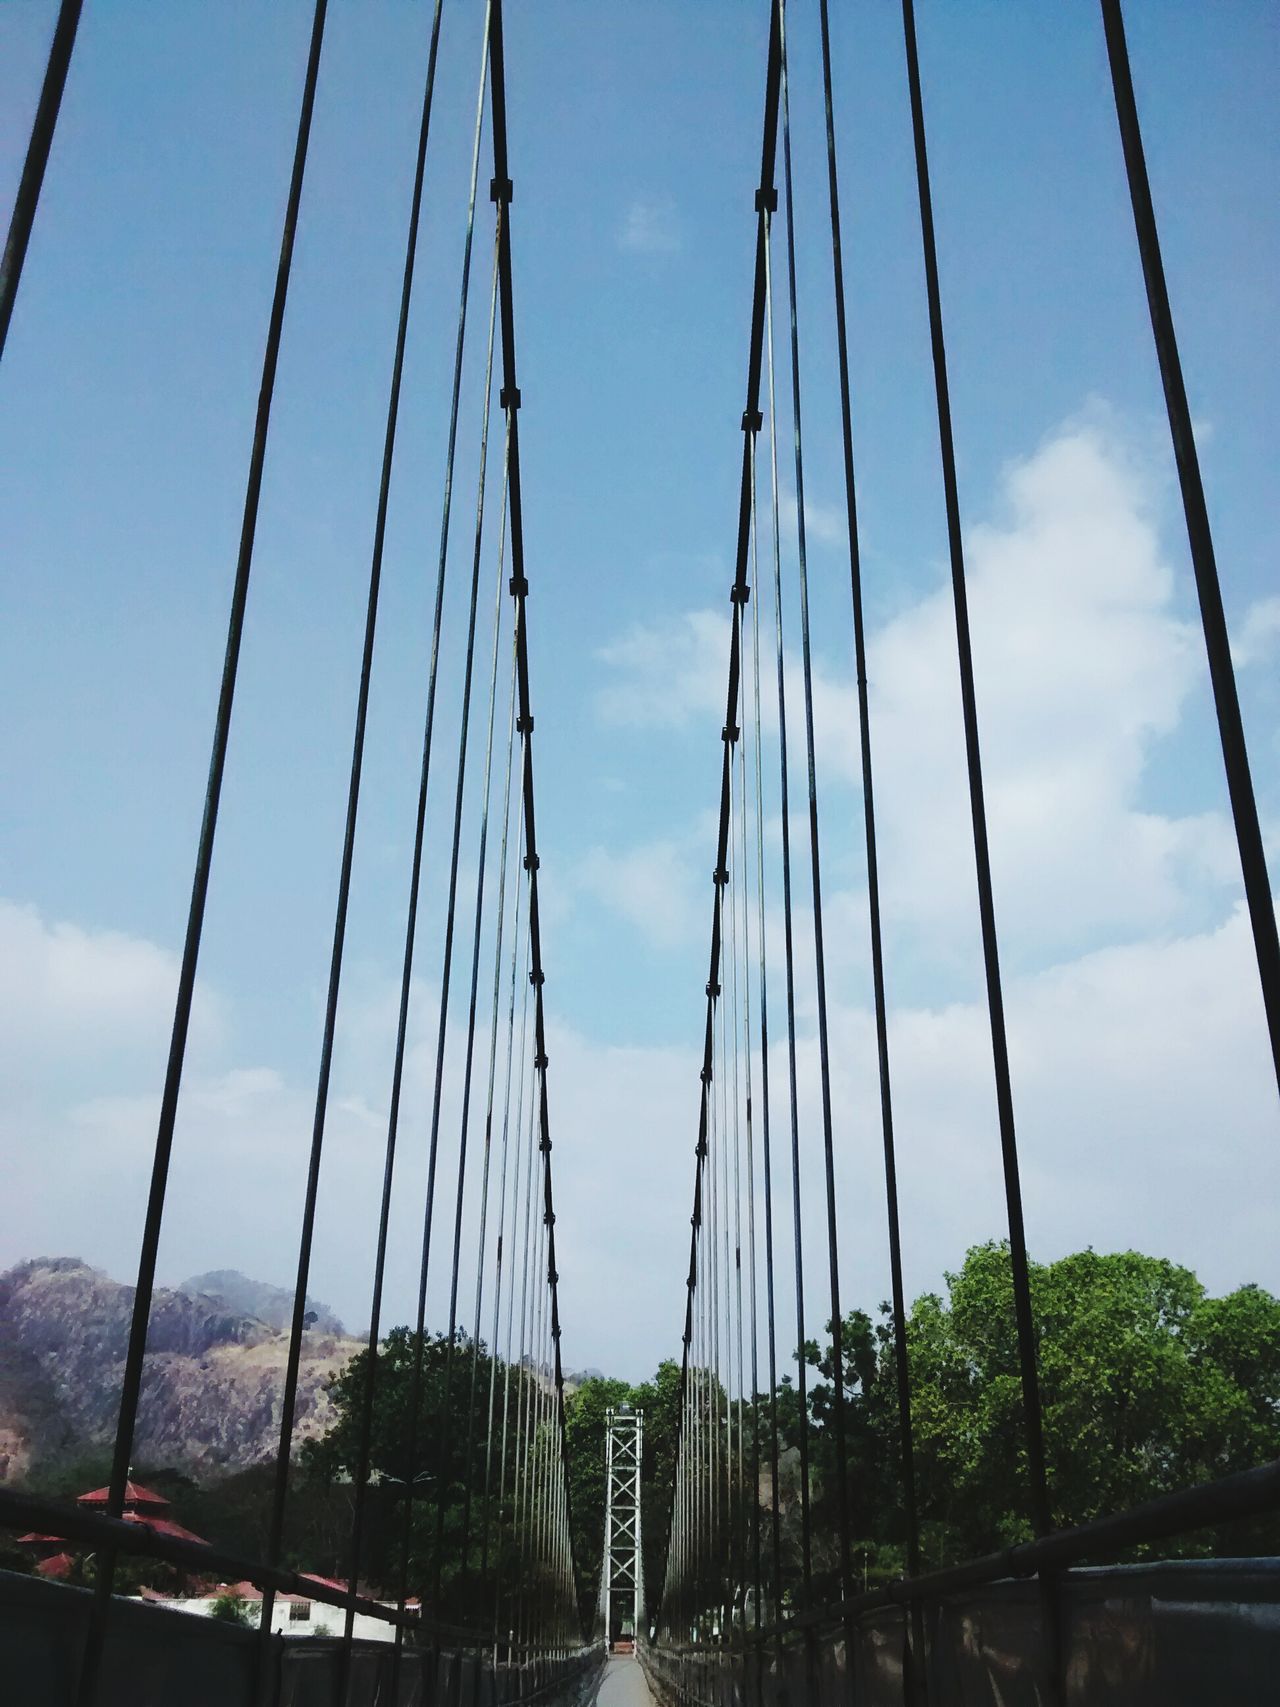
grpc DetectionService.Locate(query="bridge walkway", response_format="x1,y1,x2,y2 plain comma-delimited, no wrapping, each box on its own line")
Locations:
594,1656,656,1707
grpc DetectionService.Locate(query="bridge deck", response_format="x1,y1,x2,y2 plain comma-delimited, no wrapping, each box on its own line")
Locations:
596,1656,656,1706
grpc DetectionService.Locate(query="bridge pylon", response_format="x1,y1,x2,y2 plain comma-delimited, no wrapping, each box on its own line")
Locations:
598,1403,644,1649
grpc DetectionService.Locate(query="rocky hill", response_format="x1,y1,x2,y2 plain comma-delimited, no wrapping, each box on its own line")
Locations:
177,1268,345,1337
0,1258,360,1484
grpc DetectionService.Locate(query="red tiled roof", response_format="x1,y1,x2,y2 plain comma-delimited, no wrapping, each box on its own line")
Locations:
122,1513,209,1546
78,1480,170,1509
35,1552,75,1580
300,1573,351,1594
20,1492,209,1552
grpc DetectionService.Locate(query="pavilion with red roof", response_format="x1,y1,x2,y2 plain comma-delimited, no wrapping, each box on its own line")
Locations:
17,1478,209,1579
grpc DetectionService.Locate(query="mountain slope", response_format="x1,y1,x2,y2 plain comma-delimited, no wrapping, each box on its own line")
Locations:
0,1258,359,1483
177,1269,344,1336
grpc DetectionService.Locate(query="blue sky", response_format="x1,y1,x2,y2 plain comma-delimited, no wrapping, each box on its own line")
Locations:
2,1,1277,1382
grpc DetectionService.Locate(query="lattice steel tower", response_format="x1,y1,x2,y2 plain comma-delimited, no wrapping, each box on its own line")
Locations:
601,1404,644,1646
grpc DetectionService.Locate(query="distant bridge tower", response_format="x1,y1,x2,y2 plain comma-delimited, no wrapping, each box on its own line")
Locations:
601,1404,644,1647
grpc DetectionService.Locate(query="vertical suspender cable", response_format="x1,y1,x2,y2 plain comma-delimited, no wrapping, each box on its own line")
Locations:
299,0,448,1676
387,14,497,1647
736,667,763,1647
461,531,519,1581
430,212,505,1607
493,952,534,1653
0,0,84,356
488,2,586,1671
816,0,922,1602
482,835,528,1611
728,760,747,1644
264,8,453,1688
1099,0,1280,1101
74,11,330,1703
899,0,1053,1547
655,0,783,1649
764,194,815,1598
777,0,855,1612
749,434,785,1639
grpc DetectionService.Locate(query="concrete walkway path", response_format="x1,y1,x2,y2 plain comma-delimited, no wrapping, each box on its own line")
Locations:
593,1655,657,1706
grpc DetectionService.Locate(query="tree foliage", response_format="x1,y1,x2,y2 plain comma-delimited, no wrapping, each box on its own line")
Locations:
298,1326,541,1623
563,1361,681,1628
208,1590,255,1626
795,1242,1280,1597
21,1244,1269,1629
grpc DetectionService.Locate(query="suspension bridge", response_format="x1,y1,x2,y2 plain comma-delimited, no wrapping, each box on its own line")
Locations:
2,1,1278,1704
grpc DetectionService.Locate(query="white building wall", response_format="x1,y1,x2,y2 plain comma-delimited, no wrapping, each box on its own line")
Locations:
133,1595,401,1642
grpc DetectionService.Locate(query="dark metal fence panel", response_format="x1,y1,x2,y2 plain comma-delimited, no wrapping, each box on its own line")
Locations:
642,1559,1280,1707
0,1570,602,1707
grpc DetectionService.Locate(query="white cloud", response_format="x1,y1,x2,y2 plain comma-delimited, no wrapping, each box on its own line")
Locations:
575,837,702,950
0,899,221,1076
3,415,1276,1389
596,608,728,728
1,882,1277,1387
1232,594,1280,668
592,416,1246,969
617,195,681,255
780,489,845,548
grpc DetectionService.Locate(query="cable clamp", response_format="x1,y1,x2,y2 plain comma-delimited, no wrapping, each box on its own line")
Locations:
500,384,521,411
517,713,535,737
705,980,719,998
509,574,529,599
490,176,514,206
721,724,739,745
523,851,540,871
741,408,763,435
730,581,751,605
529,968,545,988
699,1066,713,1086
754,185,778,214
712,865,729,887
535,1050,549,1070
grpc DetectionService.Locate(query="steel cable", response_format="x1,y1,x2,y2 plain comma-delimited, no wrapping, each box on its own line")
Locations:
749,429,786,1642
0,0,84,357
388,12,499,1645
817,0,921,1591
899,0,1052,1546
1099,0,1280,1100
460,605,520,1583
778,0,856,1615
429,205,506,1608
763,186,815,1599
75,11,330,1701
658,0,784,1649
481,823,530,1609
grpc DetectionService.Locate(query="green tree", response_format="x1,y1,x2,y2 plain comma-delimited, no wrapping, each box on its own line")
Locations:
798,1242,1280,1574
208,1590,255,1627
299,1325,548,1630
561,1360,682,1630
